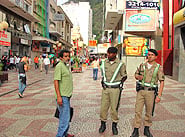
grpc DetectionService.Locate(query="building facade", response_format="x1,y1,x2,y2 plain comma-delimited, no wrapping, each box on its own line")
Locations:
0,0,37,57
173,0,185,83
61,1,92,46
103,0,165,74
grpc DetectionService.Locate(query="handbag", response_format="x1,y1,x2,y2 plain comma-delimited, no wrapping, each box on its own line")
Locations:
54,107,74,122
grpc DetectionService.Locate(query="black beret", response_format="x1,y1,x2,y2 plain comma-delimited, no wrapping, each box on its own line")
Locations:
148,49,158,56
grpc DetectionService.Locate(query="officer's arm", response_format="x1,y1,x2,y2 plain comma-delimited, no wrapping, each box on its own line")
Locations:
135,64,143,80
158,80,164,97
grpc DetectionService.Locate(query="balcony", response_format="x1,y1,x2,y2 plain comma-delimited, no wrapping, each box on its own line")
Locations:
0,0,38,22
104,0,124,30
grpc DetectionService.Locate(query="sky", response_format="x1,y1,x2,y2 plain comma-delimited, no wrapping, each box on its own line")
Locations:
57,0,69,5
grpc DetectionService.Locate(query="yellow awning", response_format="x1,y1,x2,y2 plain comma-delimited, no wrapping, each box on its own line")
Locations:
173,7,185,25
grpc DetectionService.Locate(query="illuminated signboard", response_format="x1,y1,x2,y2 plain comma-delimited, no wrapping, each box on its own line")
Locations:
126,0,159,9
0,31,11,46
89,40,97,47
123,37,149,56
125,10,156,31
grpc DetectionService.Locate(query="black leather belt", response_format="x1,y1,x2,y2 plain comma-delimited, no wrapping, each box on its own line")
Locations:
140,86,156,91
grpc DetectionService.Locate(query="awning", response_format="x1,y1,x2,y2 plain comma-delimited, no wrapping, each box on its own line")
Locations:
49,30,62,37
173,7,185,26
32,36,56,44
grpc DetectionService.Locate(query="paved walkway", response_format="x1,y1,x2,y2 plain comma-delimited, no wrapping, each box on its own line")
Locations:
0,67,185,137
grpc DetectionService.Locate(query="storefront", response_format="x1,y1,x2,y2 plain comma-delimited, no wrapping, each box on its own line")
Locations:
10,29,32,57
173,7,185,83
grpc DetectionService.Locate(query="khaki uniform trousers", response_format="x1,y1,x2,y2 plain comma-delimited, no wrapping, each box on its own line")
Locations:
133,90,154,128
100,88,120,123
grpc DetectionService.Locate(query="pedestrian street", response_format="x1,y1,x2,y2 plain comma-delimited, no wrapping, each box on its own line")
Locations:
0,67,185,137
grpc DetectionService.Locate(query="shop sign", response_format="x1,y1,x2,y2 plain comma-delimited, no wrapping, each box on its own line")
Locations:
123,37,149,56
0,31,11,46
20,38,29,45
125,10,156,31
129,14,151,24
126,0,159,9
88,40,97,47
53,13,64,21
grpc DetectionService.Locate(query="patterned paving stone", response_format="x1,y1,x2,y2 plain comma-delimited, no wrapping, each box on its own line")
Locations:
0,67,185,137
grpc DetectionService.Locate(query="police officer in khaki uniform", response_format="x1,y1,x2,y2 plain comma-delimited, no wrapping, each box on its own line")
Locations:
130,49,165,137
99,47,127,135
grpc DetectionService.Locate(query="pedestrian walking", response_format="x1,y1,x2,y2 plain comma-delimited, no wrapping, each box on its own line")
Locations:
17,56,29,98
130,49,165,137
91,57,99,80
34,56,39,69
9,55,15,70
43,54,50,74
99,47,127,135
39,55,44,72
15,55,20,72
54,49,74,137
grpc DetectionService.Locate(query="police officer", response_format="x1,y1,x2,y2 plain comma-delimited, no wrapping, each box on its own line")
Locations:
99,47,127,135
130,49,165,137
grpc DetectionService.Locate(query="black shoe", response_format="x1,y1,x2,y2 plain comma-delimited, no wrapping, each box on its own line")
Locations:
99,121,106,133
112,122,118,135
144,126,153,137
130,128,139,137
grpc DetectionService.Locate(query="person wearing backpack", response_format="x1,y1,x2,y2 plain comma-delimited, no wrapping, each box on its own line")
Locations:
130,49,165,137
99,47,127,135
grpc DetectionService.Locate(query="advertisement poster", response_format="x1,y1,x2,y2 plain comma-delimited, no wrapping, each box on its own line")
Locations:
125,10,156,31
123,37,149,56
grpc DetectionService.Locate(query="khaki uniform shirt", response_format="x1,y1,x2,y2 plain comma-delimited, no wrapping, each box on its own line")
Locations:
135,61,165,85
104,58,127,82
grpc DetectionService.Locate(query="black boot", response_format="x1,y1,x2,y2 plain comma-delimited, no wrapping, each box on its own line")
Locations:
112,122,118,135
99,121,106,133
144,126,153,137
130,128,139,137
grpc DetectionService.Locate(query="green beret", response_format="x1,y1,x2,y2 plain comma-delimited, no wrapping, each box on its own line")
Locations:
148,49,158,56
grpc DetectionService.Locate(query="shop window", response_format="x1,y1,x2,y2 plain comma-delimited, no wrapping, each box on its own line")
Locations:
181,26,185,50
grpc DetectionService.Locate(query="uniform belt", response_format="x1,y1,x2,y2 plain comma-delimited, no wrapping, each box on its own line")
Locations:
105,85,119,88
140,86,156,91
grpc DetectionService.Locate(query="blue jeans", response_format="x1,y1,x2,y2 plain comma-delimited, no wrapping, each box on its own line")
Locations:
18,74,26,95
93,68,98,80
56,97,70,137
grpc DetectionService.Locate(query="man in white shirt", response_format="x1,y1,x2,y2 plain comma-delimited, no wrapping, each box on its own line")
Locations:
43,54,50,74
15,56,20,71
9,56,15,70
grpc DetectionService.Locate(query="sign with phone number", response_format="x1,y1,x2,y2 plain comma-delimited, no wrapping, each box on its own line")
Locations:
126,1,159,9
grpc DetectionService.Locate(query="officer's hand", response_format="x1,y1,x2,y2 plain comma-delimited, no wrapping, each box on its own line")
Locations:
136,75,143,80
155,96,161,103
57,97,63,106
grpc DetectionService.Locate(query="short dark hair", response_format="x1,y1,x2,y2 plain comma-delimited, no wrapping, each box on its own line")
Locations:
59,49,70,58
148,49,158,56
107,47,118,54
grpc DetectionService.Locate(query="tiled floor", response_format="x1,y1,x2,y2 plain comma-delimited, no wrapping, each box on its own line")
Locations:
0,67,185,137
